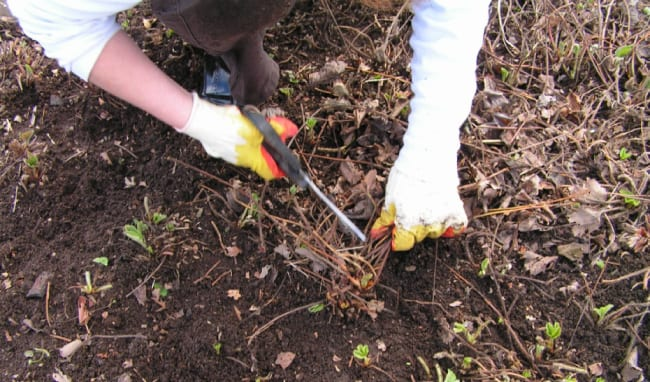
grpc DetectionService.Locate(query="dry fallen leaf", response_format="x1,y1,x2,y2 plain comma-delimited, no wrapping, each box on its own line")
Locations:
77,296,90,326
274,351,296,370
225,246,241,258
521,250,558,276
227,289,241,301
568,207,602,236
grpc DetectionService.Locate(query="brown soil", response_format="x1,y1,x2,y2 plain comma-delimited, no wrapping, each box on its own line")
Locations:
1,1,648,381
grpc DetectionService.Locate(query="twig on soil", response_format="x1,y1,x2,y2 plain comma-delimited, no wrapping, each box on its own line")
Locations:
447,266,537,371
192,259,221,285
210,220,228,254
125,257,166,298
246,301,323,345
114,141,137,159
166,157,231,188
11,185,18,213
602,266,650,285
473,190,588,218
89,333,147,340
45,281,52,327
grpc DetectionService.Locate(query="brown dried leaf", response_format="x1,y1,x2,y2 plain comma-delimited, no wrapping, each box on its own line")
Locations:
339,160,362,185
132,284,147,306
557,242,588,263
77,296,90,326
568,207,602,236
227,289,241,300
308,60,347,85
225,246,241,258
275,351,296,370
521,250,558,276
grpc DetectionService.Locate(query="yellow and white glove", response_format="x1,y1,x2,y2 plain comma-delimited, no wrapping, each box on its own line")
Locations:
370,0,490,251
179,92,298,180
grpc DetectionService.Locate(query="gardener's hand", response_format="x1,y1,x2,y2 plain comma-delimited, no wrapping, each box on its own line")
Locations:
179,93,298,180
370,158,467,252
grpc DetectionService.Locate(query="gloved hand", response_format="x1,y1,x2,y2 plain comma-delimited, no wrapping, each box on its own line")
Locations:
369,0,489,251
179,92,298,180
370,156,468,251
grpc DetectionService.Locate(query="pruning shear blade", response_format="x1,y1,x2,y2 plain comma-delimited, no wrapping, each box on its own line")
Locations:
241,107,367,242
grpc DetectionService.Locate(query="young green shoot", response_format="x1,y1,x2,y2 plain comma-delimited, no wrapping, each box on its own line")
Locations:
24,347,50,366
212,342,222,355
461,356,472,370
308,302,325,313
444,369,460,382
305,117,318,130
500,67,510,82
152,282,169,298
478,257,489,278
24,153,39,168
618,147,632,160
123,219,153,253
620,188,641,208
453,320,490,344
545,321,561,352
152,212,167,225
80,271,112,294
593,304,614,325
238,192,260,228
352,344,371,367
92,257,109,267
522,369,533,379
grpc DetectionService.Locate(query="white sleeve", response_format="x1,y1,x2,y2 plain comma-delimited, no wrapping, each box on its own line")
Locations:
7,0,141,81
394,0,491,178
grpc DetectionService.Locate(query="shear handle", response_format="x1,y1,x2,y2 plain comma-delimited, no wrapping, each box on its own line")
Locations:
241,107,307,188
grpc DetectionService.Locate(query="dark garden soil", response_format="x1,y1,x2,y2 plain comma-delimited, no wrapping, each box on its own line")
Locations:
1,1,648,381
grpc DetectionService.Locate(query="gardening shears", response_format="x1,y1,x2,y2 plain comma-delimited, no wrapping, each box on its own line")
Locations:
241,106,367,243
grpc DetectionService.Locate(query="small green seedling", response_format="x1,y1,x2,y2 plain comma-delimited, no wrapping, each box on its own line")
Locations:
453,320,490,344
152,282,169,298
594,259,605,270
444,369,460,382
595,377,606,382
614,45,633,58
24,347,50,366
478,257,489,278
289,184,299,196
238,193,260,228
500,67,510,82
618,147,632,160
308,302,325,313
123,219,153,253
165,28,175,38
360,273,373,289
545,321,561,352
352,344,371,367
92,257,109,267
24,153,39,168
212,342,222,355
561,374,578,382
461,356,472,370
522,369,533,379
80,271,112,294
620,189,641,208
279,87,294,97
151,212,167,225
593,304,614,325
305,117,318,130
